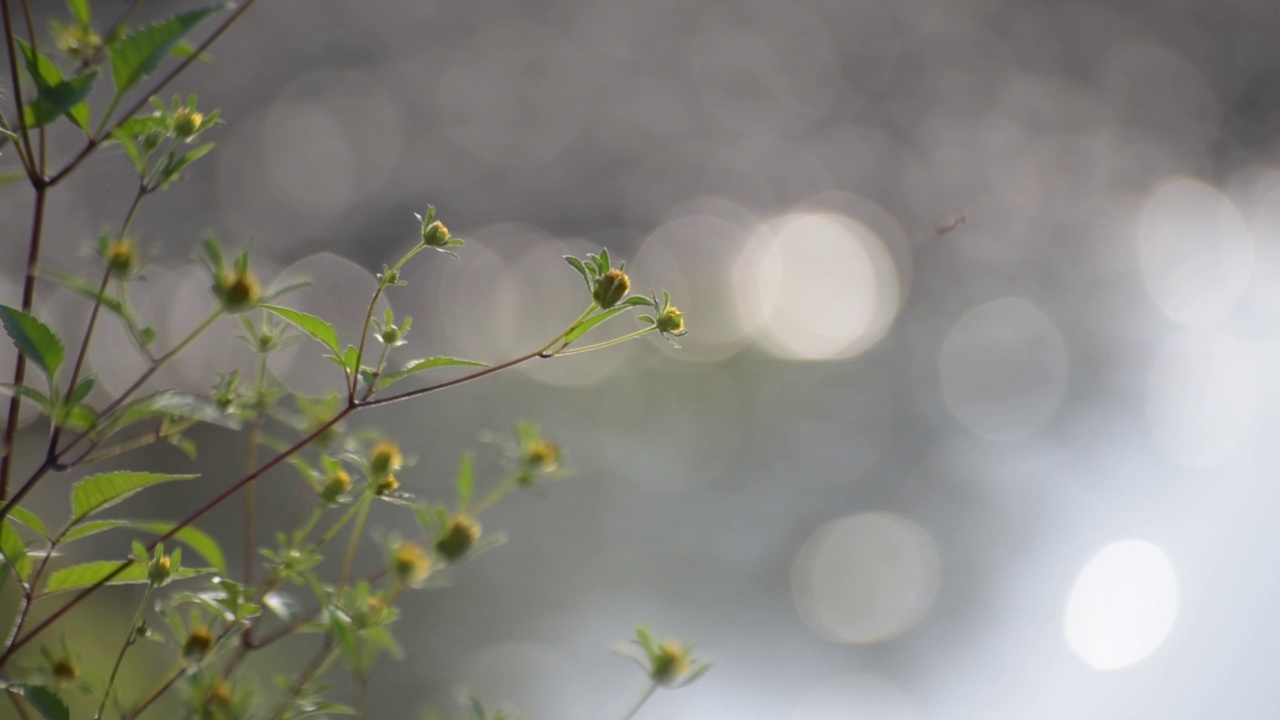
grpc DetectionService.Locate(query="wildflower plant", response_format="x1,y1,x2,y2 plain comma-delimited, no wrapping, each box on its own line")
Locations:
0,1,709,718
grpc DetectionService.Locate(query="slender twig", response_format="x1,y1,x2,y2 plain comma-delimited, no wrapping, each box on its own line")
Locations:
120,660,183,720
356,350,545,410
0,184,47,500
338,495,373,588
621,683,658,720
94,586,153,719
72,418,199,466
0,0,38,179
244,351,269,585
49,0,261,186
553,327,655,356
267,639,338,720
48,267,113,456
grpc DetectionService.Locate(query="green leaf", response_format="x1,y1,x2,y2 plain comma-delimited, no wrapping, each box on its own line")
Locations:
260,305,340,355
456,453,474,510
564,255,592,291
5,683,69,720
107,391,241,434
0,169,25,189
15,39,95,130
0,519,31,582
129,521,226,574
38,269,128,317
158,142,216,187
110,4,226,97
7,506,49,538
68,376,95,406
44,559,147,593
169,40,215,65
67,0,91,26
0,304,64,384
377,356,489,390
0,383,53,413
60,518,130,543
69,471,199,524
561,306,631,346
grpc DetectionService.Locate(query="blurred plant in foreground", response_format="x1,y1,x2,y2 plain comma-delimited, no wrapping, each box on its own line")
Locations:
0,1,707,717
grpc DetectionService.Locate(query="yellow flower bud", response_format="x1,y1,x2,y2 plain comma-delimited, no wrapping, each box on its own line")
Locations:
374,473,400,496
218,270,261,313
421,220,451,248
51,656,78,685
148,554,172,585
651,641,692,686
435,514,482,562
107,237,139,275
657,305,685,335
173,108,205,139
320,469,352,504
593,268,630,309
183,626,214,660
369,440,402,477
392,540,433,586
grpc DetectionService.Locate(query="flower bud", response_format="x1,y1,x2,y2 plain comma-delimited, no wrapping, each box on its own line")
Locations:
380,325,401,345
148,554,172,585
435,514,481,562
173,108,205,139
392,540,433,586
217,270,261,313
657,305,685,335
183,626,214,660
209,679,234,706
592,268,630,309
320,469,352,504
51,656,79,685
374,473,400,496
369,440,402,477
421,220,451,248
650,641,692,686
107,237,139,275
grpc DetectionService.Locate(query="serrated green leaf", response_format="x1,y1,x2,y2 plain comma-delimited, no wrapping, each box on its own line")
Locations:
7,506,49,538
0,519,31,582
15,39,95,130
110,4,225,97
561,306,631,346
260,304,340,355
5,683,69,720
456,453,474,510
70,471,198,524
44,559,146,593
129,521,226,574
0,304,64,384
377,356,489,390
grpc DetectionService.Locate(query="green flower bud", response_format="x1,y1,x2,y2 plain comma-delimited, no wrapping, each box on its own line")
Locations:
217,270,261,313
369,440,402,477
320,469,352,504
107,237,139,276
392,540,433,586
593,268,630,309
421,219,451,248
650,641,692,687
374,473,400,496
182,626,213,660
435,514,481,562
51,656,79,685
657,305,685,335
173,108,204,139
380,325,401,345
148,554,172,585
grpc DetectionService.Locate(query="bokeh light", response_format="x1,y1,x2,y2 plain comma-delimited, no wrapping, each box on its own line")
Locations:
937,297,1070,441
792,512,940,645
734,212,901,361
1064,539,1179,671
1137,177,1254,326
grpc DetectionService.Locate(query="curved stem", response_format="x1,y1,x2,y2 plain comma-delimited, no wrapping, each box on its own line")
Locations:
621,683,658,720
553,326,655,356
94,586,153,719
338,494,373,589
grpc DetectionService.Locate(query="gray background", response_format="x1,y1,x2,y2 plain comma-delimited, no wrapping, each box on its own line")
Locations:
5,0,1280,717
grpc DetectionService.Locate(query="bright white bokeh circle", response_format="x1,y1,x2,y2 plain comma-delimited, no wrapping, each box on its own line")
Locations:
1137,176,1254,325
937,297,1070,440
734,212,900,361
1064,539,1179,670
792,512,940,644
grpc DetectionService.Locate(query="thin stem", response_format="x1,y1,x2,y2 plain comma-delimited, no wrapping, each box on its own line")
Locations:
471,478,516,515
353,663,369,720
49,0,261,186
338,494,373,589
243,351,269,585
553,327,655,356
267,639,338,720
1,0,38,179
0,184,47,500
121,660,182,720
72,418,198,466
94,586,153,719
8,693,33,720
621,683,658,720
48,266,113,456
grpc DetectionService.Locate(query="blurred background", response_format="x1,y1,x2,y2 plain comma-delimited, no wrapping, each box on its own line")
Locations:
5,0,1280,717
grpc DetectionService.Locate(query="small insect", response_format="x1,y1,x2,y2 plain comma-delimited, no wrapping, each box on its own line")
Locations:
935,211,966,236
